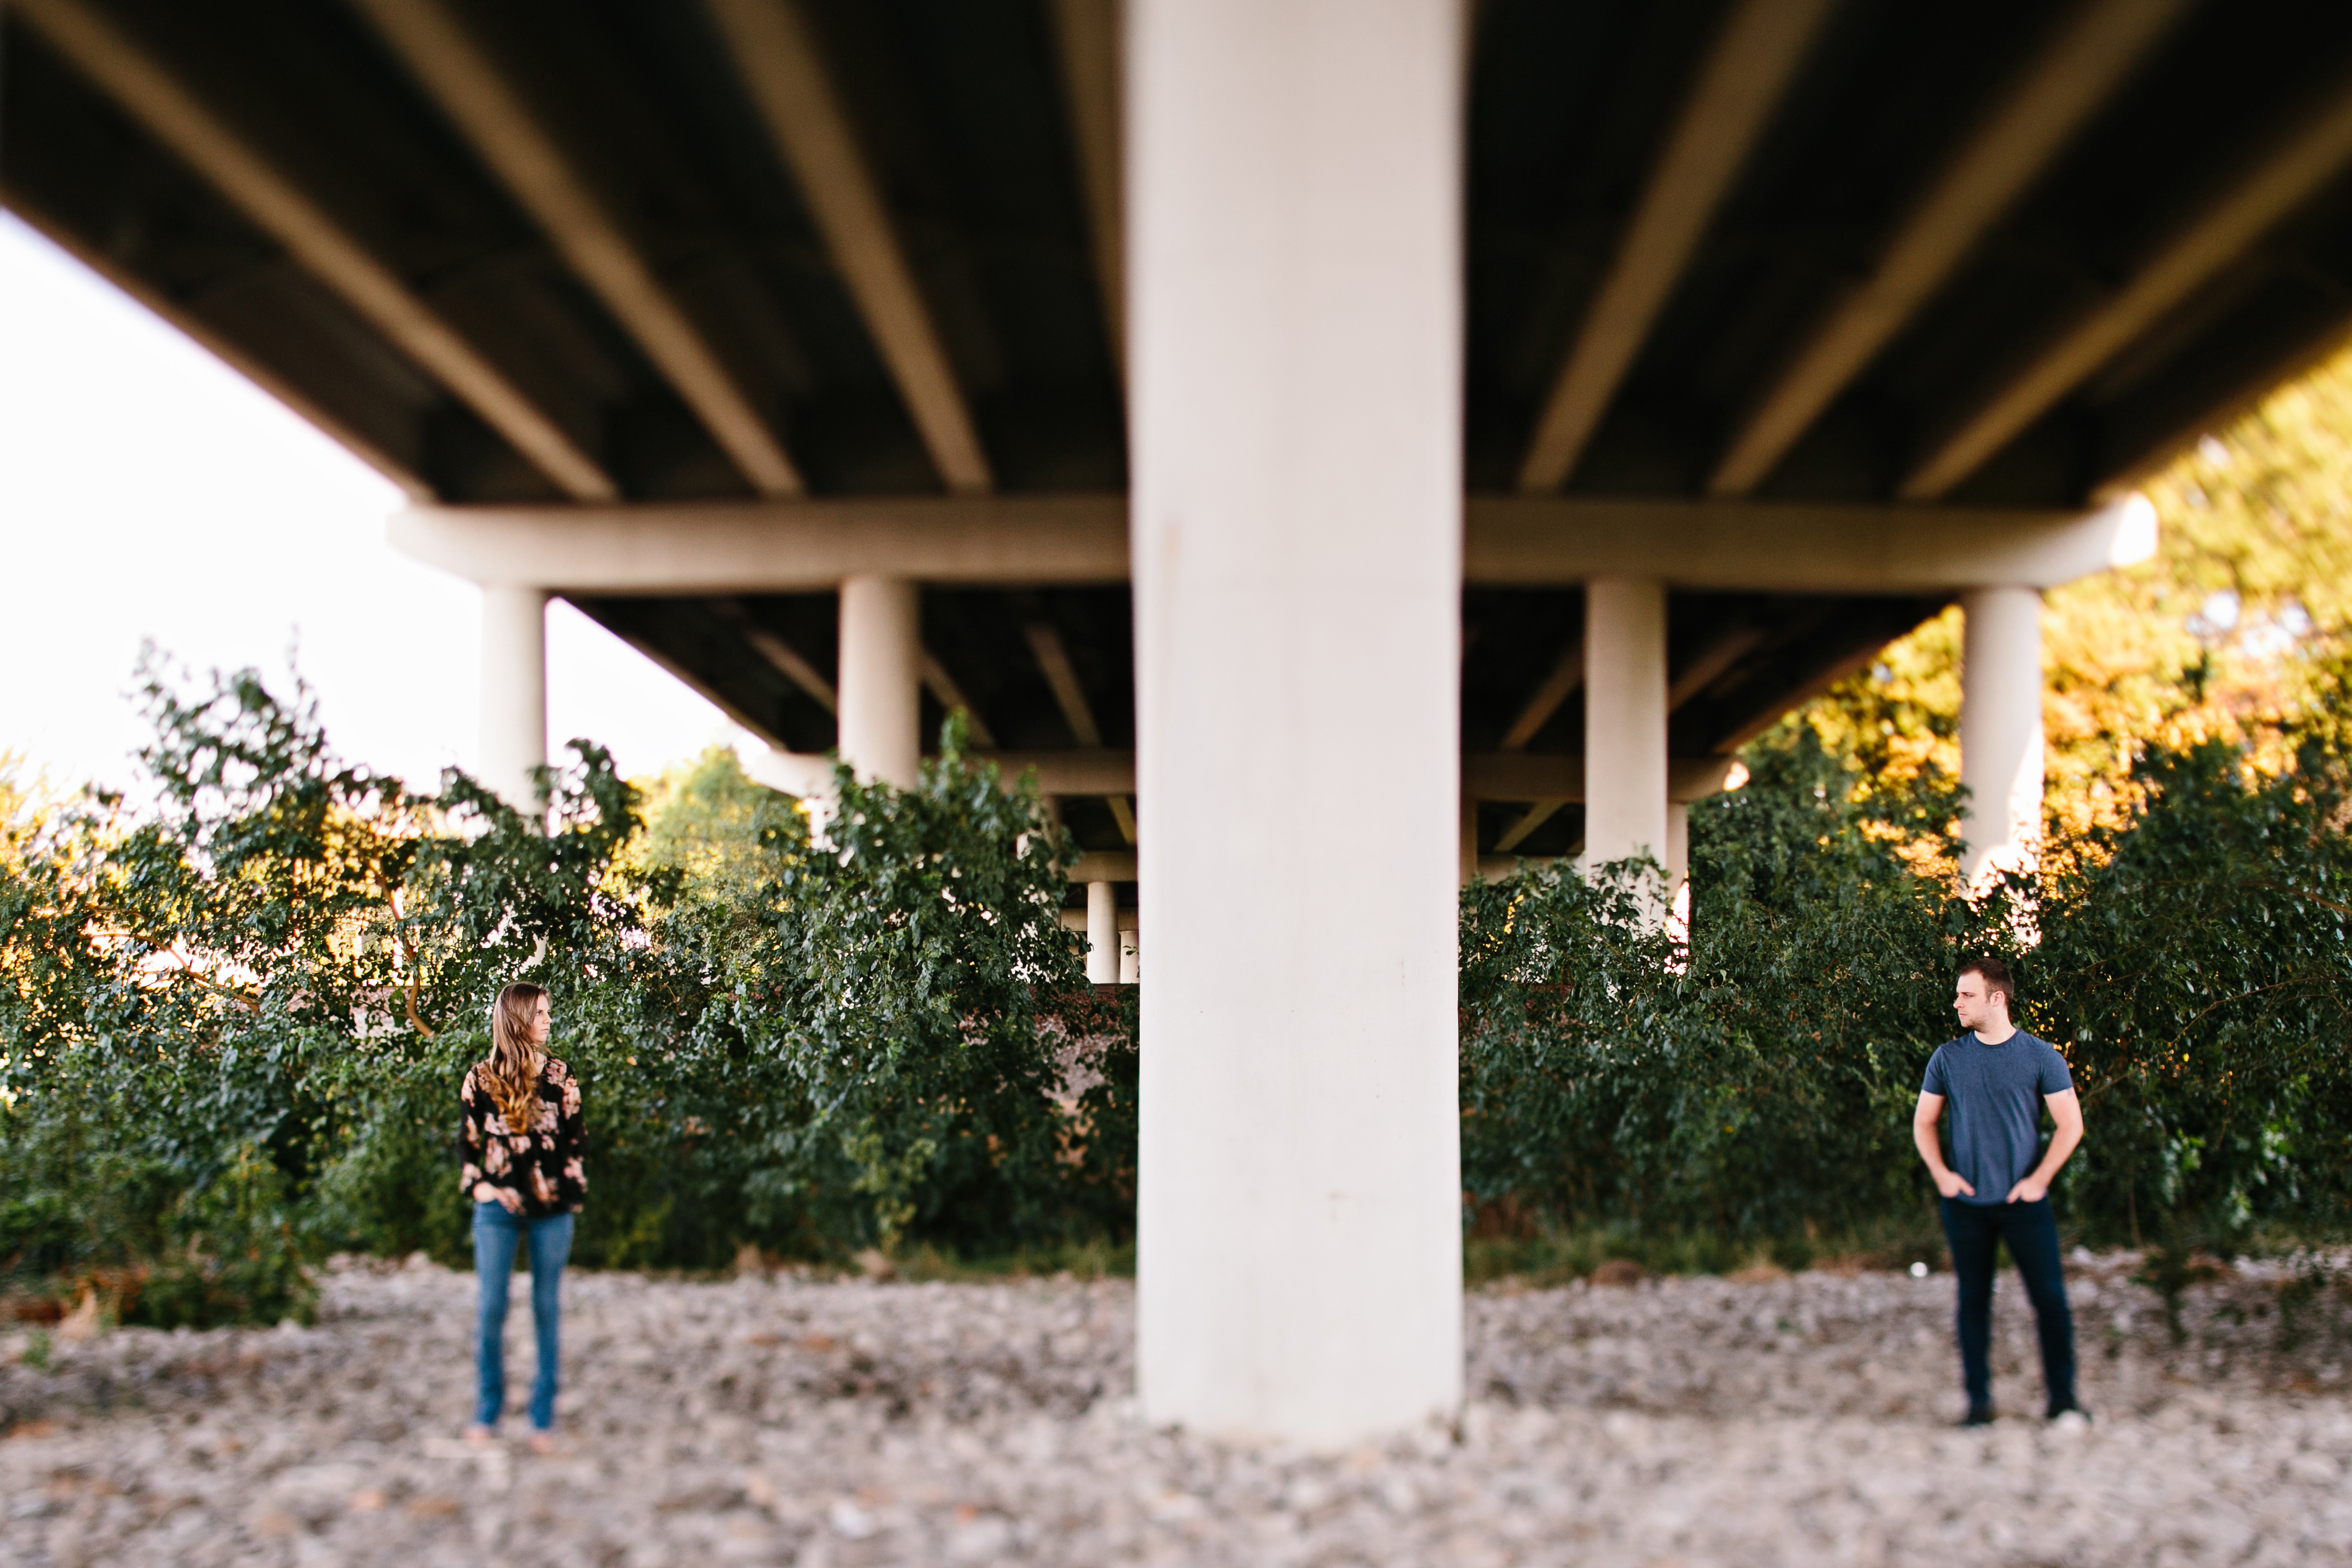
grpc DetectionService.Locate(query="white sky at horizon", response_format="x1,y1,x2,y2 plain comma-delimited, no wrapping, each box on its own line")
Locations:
0,213,753,798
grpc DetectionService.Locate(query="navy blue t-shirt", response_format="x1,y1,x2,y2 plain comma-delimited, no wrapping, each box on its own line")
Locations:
1921,1030,2073,1205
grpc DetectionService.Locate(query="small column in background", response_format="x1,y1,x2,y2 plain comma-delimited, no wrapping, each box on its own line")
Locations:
1086,880,1119,984
837,573,921,787
1959,585,2044,888
1582,576,1669,908
478,585,549,813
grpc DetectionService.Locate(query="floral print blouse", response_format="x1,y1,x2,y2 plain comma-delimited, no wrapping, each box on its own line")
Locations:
460,1056,587,1218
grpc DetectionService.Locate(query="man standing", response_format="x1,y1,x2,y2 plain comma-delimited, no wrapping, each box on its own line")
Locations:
1913,956,2087,1425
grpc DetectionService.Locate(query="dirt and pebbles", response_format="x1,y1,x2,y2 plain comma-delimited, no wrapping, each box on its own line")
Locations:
6,1251,2352,1566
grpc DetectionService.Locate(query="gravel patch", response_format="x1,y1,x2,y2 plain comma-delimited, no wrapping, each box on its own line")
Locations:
5,1252,2352,1565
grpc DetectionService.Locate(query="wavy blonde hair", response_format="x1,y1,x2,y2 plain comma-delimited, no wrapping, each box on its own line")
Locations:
482,983,550,1136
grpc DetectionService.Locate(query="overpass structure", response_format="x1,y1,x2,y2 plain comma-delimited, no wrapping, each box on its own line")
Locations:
9,0,2350,1441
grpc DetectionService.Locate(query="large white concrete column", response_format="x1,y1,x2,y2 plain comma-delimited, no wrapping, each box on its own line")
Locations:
1085,880,1119,984
1131,0,1464,1443
1582,577,1669,882
478,585,549,811
837,574,921,787
1960,585,2044,887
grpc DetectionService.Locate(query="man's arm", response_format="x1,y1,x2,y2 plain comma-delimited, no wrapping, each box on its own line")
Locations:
1912,1092,1975,1198
2004,1087,2084,1203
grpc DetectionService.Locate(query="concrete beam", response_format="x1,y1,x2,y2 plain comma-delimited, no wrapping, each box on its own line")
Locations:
1517,0,1835,492
389,496,1128,590
1498,643,1585,750
1710,0,2189,496
349,0,804,498
1025,621,1137,843
716,601,837,713
1070,850,1137,882
742,747,1738,807
1049,0,1125,376
12,0,617,503
392,493,2154,593
921,652,998,747
1902,70,2352,500
1464,493,2157,590
705,0,993,495
747,747,1137,798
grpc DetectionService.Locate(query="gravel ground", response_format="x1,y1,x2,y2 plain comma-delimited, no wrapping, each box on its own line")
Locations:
6,1251,2352,1566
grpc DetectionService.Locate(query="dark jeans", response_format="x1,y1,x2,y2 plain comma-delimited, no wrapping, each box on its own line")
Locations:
472,1201,573,1430
1940,1195,2076,1416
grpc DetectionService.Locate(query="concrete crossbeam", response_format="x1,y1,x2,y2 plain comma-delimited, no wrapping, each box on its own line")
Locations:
391,493,2154,593
742,747,1731,806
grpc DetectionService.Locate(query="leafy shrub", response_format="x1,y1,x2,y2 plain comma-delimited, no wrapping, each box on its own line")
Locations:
0,661,1137,1318
1462,707,2352,1260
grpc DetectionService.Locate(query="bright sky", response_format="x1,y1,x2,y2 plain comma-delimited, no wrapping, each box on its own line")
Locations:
0,213,749,797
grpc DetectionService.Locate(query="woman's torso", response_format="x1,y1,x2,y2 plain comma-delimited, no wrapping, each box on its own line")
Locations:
460,1055,586,1218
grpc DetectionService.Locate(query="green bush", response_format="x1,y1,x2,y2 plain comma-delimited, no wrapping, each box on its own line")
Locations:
1461,703,2352,1261
0,660,1138,1318
8,649,2352,1320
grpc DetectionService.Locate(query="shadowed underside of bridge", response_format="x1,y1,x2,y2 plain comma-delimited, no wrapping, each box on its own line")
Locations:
9,0,2352,870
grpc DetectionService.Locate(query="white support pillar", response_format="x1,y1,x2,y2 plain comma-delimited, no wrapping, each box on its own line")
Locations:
1131,0,1464,1444
1085,880,1119,984
478,585,549,812
837,573,921,787
1960,585,2044,888
1582,576,1669,889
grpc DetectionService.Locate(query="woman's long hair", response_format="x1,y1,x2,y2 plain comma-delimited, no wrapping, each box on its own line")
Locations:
483,983,550,1136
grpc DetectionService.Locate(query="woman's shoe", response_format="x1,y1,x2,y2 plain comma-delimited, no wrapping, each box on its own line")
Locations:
461,1423,498,1447
526,1429,562,1456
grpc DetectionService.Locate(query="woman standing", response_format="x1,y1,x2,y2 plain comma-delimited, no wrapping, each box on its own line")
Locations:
458,982,587,1452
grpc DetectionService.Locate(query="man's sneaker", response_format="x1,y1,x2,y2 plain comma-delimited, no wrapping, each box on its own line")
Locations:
2046,1403,2092,1428
1958,1407,1995,1428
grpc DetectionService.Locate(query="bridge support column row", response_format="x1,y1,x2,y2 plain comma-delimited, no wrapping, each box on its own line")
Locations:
1570,578,2046,908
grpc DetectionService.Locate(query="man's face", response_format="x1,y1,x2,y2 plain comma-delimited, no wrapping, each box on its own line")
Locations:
1953,973,1995,1031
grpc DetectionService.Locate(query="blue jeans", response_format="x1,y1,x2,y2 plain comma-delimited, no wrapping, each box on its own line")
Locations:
1941,1196,2076,1416
472,1201,573,1430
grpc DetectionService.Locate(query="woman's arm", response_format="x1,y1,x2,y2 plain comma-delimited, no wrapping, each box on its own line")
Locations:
555,1062,588,1208
459,1067,521,1213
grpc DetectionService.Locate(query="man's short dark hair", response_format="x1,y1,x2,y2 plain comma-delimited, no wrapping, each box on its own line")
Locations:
1958,955,2015,1004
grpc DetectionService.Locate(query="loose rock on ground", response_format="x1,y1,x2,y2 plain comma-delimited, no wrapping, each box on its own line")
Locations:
6,1251,2352,1565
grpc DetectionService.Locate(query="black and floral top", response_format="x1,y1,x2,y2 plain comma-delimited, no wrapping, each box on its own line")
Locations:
460,1056,588,1218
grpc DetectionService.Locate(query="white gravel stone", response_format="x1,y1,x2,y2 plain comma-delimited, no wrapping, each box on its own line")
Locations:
3,1252,2350,1564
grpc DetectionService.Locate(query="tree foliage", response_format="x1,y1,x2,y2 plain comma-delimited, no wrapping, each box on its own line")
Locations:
1464,696,2352,1259
0,663,1136,1323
